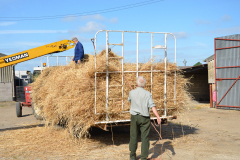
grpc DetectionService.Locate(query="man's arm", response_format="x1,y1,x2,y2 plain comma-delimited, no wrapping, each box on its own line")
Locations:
79,43,84,61
152,106,161,124
148,94,161,124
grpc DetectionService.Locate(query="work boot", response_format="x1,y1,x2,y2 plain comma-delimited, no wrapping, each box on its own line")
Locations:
130,152,136,160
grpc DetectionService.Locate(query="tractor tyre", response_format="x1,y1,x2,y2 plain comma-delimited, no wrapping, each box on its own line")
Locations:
32,104,43,120
16,102,22,117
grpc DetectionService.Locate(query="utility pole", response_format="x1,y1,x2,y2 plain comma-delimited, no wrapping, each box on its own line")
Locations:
183,59,187,66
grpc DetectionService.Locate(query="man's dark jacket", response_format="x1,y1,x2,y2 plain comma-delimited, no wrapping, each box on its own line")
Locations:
74,41,84,61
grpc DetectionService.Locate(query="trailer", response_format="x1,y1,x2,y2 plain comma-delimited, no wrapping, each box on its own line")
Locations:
15,30,178,129
92,30,178,128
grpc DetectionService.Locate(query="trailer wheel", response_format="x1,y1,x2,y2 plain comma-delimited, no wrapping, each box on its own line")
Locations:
32,104,43,120
16,102,22,117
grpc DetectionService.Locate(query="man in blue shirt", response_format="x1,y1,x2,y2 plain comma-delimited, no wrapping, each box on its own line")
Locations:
72,37,84,64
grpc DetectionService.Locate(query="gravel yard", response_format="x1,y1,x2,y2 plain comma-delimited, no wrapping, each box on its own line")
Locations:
0,102,239,160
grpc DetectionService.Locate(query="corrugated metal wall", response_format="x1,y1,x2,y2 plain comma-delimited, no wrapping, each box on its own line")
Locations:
0,65,14,83
0,53,15,101
215,34,240,108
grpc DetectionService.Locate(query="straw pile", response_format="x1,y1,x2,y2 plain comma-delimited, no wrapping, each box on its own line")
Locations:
31,50,191,137
0,126,104,159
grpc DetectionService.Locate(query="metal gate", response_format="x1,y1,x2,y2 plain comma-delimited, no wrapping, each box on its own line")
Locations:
41,56,73,68
94,30,177,123
215,34,240,108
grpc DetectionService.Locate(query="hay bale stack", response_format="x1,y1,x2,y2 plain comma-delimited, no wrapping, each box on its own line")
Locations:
31,50,191,137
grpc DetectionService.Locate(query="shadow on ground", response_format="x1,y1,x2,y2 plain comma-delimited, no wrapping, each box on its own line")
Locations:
88,121,197,158
22,114,32,117
0,124,44,132
89,121,198,145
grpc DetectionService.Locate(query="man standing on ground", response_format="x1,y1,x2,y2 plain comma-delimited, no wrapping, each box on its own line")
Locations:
128,76,161,160
72,37,84,64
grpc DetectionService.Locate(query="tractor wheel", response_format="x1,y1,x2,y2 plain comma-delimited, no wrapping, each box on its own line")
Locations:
32,104,43,120
16,102,22,117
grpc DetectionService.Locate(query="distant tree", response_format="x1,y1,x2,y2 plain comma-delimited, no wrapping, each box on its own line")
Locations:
32,73,40,82
193,62,202,66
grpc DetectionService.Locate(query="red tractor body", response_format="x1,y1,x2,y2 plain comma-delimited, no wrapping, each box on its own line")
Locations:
16,86,32,117
22,86,32,107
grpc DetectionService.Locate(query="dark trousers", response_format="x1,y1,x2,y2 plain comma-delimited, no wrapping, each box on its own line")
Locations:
129,114,150,160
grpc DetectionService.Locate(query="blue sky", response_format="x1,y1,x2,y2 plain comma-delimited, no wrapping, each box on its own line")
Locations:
0,0,240,72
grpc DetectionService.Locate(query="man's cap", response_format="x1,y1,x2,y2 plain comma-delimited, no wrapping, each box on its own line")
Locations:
72,37,78,41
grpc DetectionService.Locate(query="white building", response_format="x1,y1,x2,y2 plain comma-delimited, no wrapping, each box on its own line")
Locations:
15,70,31,86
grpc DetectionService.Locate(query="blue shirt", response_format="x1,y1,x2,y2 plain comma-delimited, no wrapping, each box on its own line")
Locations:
128,87,156,117
74,41,84,61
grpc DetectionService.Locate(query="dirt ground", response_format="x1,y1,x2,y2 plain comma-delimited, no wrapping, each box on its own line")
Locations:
0,101,240,160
